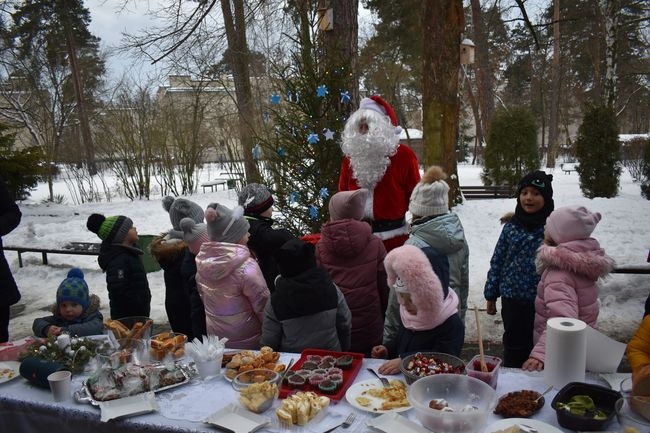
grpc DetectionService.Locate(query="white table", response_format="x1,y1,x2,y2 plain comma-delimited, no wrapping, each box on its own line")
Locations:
0,354,630,433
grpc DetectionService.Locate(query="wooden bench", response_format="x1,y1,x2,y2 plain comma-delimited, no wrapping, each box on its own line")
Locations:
560,162,579,174
200,179,228,193
461,185,512,200
3,242,100,267
219,172,244,189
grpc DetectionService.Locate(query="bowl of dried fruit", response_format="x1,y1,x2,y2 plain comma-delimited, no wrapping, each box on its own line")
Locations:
400,352,466,385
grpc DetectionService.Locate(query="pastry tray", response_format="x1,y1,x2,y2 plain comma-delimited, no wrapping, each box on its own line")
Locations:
75,363,193,405
278,348,364,401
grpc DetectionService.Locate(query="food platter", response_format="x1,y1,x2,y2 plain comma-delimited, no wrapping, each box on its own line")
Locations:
75,363,193,405
204,403,270,433
486,418,563,433
0,361,20,384
345,379,411,413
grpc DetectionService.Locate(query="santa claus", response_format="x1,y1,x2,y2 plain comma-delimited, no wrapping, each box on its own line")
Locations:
338,96,421,252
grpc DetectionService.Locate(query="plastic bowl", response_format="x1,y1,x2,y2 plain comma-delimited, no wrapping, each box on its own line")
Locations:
400,352,466,385
113,316,154,339
231,369,281,391
466,355,502,389
616,396,650,432
551,381,621,431
620,376,650,422
408,373,496,433
149,332,187,361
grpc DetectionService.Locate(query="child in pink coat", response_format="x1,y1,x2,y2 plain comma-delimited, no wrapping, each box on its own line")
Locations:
195,203,270,349
522,205,615,371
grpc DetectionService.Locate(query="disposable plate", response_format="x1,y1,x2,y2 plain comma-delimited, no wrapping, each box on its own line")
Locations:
98,391,159,422
366,412,429,433
205,403,270,433
345,379,411,413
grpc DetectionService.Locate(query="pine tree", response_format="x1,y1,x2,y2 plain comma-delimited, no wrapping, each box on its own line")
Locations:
254,11,351,235
0,123,44,200
575,104,621,198
481,107,539,189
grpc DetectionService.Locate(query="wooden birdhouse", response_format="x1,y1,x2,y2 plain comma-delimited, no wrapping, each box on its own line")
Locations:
460,38,475,65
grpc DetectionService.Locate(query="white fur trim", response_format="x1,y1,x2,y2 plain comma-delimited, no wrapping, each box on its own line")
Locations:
372,223,410,240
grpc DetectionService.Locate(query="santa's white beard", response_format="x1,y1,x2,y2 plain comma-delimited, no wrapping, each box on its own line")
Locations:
341,110,399,191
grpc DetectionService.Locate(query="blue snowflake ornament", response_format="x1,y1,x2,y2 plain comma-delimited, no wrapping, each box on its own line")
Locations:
263,111,270,123
340,91,350,103
319,187,329,199
270,94,281,105
309,205,319,219
307,133,319,144
277,147,287,158
289,191,299,204
252,144,261,160
316,85,328,98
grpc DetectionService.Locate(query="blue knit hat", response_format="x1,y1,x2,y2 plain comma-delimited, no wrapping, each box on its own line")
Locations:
57,268,89,310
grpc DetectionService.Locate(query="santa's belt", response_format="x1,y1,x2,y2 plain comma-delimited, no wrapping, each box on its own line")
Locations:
368,218,406,233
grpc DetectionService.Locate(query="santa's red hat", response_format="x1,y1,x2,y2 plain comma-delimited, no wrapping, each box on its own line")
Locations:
359,95,399,127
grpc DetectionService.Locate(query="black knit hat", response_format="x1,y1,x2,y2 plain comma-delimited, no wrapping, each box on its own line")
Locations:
517,170,554,204
86,213,133,244
274,238,317,278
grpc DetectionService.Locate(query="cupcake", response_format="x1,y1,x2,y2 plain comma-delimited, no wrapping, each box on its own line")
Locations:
328,373,343,385
318,361,334,369
327,367,343,376
313,369,328,376
288,374,306,389
318,378,338,394
336,355,353,369
296,369,312,378
322,355,336,364
283,370,296,384
308,373,326,386
306,354,323,363
301,361,319,371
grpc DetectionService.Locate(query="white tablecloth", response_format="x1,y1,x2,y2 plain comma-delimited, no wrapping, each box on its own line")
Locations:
0,353,630,433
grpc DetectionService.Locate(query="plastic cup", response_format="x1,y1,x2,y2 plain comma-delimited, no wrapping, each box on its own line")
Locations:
195,359,221,379
47,370,72,402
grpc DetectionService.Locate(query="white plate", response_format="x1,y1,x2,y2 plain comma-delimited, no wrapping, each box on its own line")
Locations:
345,379,411,413
0,361,21,384
366,412,429,433
205,403,270,433
486,417,564,433
98,391,159,422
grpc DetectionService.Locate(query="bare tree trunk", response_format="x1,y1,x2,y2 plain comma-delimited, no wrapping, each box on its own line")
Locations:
65,31,96,175
600,0,619,108
319,0,358,111
463,71,483,165
469,0,494,137
547,0,561,168
422,0,463,200
220,0,260,183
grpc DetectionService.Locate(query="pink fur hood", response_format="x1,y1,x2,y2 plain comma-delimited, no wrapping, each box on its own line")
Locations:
536,238,615,280
384,244,458,330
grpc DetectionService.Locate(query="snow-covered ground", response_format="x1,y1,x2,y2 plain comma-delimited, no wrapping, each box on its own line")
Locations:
3,163,649,346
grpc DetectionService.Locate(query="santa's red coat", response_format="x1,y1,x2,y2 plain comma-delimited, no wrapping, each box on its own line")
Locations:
338,144,420,250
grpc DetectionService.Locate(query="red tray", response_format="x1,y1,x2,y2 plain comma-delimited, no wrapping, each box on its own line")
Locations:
278,348,364,401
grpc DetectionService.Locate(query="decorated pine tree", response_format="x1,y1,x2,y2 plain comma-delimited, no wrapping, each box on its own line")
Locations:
575,105,621,198
254,14,353,235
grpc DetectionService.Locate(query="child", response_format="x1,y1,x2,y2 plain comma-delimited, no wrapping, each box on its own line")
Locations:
150,196,205,340
87,213,151,320
196,203,269,349
407,166,470,321
371,244,464,374
627,310,650,401
261,238,351,353
315,188,388,356
238,183,295,292
483,170,554,367
32,268,103,337
523,205,614,371
180,218,210,339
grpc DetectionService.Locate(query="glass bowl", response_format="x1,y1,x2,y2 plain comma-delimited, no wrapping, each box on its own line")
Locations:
149,332,187,361
231,369,281,392
400,351,466,385
620,377,650,422
111,316,154,339
408,373,496,433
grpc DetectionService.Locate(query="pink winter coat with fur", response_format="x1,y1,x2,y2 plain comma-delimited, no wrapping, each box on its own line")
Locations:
529,238,615,362
384,244,458,331
195,241,269,349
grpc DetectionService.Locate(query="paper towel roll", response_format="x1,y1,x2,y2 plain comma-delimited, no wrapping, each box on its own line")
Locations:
544,317,587,389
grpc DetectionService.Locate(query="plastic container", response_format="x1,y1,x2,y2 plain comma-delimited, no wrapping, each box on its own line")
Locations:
231,369,281,391
551,381,622,431
400,352,466,385
408,374,496,433
466,354,502,389
113,316,154,339
620,376,650,422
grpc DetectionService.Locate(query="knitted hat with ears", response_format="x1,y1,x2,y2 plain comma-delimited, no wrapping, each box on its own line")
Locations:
179,218,210,255
162,196,204,232
204,203,250,243
545,205,602,244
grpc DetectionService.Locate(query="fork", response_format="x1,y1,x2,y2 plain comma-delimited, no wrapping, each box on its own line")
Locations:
520,424,538,433
367,368,391,388
322,412,355,433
